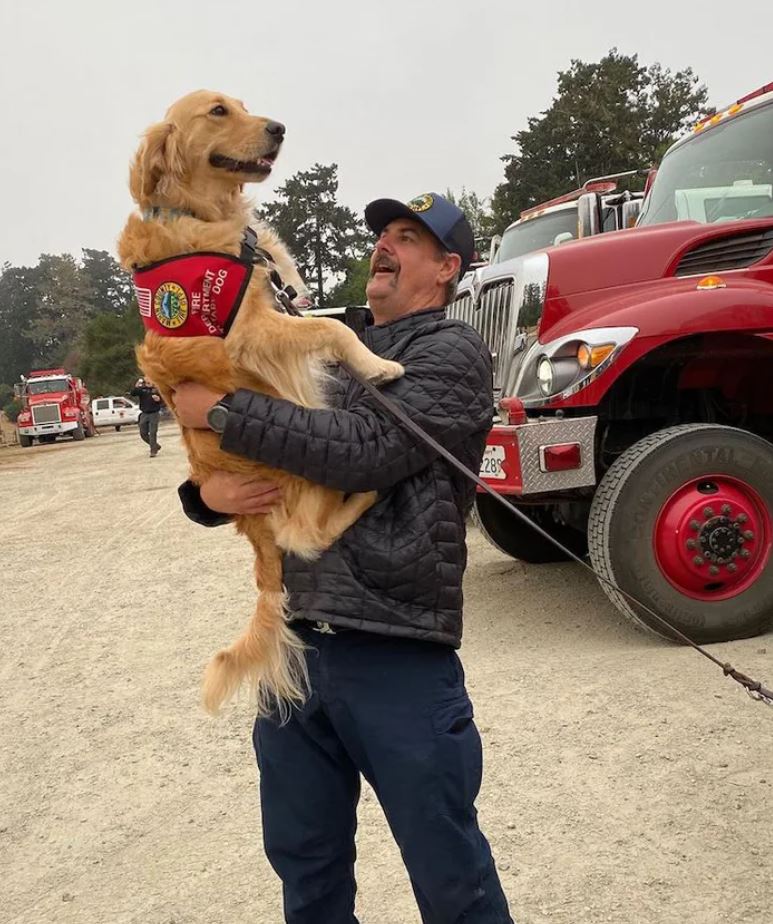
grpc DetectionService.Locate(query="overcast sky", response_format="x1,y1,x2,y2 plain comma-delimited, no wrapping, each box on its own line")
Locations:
2,0,772,268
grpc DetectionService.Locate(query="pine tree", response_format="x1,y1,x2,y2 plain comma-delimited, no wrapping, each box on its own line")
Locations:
491,50,710,232
257,164,370,306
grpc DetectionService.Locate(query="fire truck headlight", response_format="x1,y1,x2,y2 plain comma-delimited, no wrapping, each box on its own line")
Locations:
521,326,639,403
536,355,582,397
536,356,554,395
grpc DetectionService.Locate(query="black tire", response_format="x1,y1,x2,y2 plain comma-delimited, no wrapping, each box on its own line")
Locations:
72,421,86,441
115,425,122,431
475,494,588,564
588,424,773,643
19,434,33,448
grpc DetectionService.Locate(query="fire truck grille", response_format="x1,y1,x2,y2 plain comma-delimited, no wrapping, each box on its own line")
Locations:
448,291,474,326
32,404,61,425
675,227,773,276
448,280,516,397
478,280,514,392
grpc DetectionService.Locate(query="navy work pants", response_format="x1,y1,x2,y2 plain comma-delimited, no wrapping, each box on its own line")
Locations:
253,625,514,924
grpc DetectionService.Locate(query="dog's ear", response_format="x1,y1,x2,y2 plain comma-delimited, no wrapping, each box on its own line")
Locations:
129,121,184,202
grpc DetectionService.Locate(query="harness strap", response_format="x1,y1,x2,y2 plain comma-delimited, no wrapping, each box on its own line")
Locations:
239,227,304,317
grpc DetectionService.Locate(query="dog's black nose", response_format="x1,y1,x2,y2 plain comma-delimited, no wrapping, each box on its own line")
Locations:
265,121,286,138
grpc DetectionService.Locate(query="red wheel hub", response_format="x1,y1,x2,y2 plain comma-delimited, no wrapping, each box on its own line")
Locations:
653,475,772,601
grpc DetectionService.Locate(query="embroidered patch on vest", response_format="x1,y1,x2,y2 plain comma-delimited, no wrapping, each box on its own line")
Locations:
154,282,188,329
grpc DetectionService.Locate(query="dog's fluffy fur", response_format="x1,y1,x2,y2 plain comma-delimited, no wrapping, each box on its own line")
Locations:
118,90,402,716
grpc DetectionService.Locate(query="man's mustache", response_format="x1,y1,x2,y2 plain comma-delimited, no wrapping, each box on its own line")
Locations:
369,254,399,278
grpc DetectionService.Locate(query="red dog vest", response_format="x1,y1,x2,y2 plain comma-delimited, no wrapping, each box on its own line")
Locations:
133,252,253,338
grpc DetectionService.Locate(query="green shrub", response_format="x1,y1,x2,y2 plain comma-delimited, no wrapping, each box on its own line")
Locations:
3,399,22,423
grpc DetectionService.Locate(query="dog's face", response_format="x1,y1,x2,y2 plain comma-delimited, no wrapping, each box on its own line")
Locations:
130,90,285,205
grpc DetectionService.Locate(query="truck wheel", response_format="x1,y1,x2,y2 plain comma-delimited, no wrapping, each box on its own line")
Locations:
19,434,33,448
588,424,773,643
115,425,122,432
72,421,86,441
475,494,588,563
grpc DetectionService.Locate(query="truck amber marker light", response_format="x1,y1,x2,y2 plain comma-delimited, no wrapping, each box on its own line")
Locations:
696,275,726,290
576,342,615,369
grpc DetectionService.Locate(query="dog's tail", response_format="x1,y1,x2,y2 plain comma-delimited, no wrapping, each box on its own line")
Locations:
201,590,308,719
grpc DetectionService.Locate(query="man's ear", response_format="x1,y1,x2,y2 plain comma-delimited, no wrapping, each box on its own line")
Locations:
437,251,462,285
129,121,183,202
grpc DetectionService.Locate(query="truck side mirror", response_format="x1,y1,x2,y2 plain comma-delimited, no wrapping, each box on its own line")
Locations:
13,384,22,399
577,193,601,238
621,199,642,228
488,234,502,263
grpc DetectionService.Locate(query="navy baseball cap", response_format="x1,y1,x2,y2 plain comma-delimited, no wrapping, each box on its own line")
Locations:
365,192,475,276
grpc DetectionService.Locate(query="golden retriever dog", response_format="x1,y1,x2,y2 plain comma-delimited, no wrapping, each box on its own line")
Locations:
118,90,403,716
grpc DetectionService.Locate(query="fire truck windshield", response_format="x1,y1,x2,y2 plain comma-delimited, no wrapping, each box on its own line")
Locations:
26,378,69,395
639,101,773,227
495,207,578,263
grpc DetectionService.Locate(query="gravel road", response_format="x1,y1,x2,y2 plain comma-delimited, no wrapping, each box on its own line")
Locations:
1,426,771,923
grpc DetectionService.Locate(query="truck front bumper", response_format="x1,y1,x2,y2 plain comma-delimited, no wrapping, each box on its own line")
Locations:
478,416,598,495
18,421,79,437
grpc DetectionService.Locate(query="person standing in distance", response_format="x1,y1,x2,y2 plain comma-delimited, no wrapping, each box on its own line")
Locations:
131,377,163,457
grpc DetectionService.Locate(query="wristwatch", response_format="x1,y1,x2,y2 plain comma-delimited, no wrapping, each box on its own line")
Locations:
206,393,234,434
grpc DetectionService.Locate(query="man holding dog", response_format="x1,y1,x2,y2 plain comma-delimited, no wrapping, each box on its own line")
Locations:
174,193,514,924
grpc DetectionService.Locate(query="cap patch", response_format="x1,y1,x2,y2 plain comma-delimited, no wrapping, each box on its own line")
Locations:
408,193,434,213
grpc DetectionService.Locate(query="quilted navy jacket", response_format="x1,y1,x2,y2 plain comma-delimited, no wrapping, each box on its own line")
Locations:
180,306,494,647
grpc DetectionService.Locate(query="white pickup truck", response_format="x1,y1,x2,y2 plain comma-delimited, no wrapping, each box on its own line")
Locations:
91,396,140,430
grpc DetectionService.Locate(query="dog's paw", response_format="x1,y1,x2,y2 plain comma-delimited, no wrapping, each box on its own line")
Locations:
366,360,404,385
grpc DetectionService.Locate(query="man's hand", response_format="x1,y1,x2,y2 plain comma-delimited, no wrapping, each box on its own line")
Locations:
200,471,282,516
173,382,227,429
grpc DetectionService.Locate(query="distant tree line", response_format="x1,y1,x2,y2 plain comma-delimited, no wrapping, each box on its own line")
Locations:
0,250,142,418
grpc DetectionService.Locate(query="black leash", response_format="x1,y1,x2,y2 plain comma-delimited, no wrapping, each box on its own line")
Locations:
341,362,773,708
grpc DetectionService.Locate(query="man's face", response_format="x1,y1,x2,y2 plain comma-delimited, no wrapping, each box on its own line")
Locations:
365,218,459,323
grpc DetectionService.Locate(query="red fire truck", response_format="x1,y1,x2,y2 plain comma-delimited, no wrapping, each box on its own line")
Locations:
450,82,773,643
15,369,96,446
487,172,646,266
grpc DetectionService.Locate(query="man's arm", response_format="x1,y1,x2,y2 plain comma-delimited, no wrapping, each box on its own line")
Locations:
220,324,493,493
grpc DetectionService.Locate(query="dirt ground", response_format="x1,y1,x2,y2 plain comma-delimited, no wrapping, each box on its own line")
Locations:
1,424,771,924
